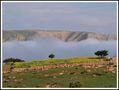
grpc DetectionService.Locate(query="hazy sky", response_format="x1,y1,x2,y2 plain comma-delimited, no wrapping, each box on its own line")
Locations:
2,2,117,34
3,38,116,60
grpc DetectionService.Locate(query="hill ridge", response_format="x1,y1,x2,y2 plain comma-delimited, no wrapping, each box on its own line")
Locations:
3,30,116,42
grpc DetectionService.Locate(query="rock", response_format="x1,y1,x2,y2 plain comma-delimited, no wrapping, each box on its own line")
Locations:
51,83,57,87
108,68,114,71
83,66,91,68
93,74,97,77
53,76,56,78
97,65,103,68
112,70,116,74
59,72,64,75
46,85,50,88
13,76,16,79
87,69,91,72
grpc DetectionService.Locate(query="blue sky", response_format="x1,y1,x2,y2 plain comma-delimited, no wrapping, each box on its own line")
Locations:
2,2,117,34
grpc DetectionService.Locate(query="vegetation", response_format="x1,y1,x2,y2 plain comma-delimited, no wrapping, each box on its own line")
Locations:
13,56,100,68
3,58,25,64
49,54,55,59
2,56,116,88
3,66,116,88
69,81,82,88
95,50,108,58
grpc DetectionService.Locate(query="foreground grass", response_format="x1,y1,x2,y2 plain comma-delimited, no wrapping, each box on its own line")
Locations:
3,56,116,88
3,66,116,88
14,56,100,68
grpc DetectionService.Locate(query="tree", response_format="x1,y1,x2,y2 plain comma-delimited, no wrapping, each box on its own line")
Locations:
3,58,25,64
94,51,101,57
101,50,108,57
49,54,55,59
95,50,108,58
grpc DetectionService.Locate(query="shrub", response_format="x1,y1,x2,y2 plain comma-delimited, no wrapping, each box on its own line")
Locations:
80,71,87,74
3,58,25,63
69,81,82,88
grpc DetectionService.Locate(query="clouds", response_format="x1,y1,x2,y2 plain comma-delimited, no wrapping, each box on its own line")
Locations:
2,2,117,34
3,38,117,61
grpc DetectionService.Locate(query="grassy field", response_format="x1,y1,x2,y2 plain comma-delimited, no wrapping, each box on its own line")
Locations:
2,56,116,88
14,56,100,68
3,66,116,88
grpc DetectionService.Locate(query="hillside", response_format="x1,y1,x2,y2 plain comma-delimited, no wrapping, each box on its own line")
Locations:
3,56,116,88
3,30,116,42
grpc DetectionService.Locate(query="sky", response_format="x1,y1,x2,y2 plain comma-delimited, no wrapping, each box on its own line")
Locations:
2,2,117,34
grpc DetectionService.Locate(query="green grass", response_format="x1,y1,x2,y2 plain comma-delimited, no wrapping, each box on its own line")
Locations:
14,56,100,68
3,66,116,88
3,56,116,88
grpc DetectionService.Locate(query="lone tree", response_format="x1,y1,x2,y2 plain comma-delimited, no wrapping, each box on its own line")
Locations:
95,50,108,58
49,54,55,59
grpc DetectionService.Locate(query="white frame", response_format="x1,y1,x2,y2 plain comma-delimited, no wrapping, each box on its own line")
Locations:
1,1,118,89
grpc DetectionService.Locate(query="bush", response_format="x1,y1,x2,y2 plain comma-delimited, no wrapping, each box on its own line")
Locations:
69,81,82,88
3,58,25,63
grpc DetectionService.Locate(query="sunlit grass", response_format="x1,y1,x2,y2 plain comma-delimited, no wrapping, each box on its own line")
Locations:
14,56,100,68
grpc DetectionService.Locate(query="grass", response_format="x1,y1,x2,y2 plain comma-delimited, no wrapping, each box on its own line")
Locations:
14,56,100,68
3,66,116,88
2,56,116,88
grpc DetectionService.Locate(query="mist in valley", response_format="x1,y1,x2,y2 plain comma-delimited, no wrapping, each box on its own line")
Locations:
2,38,117,61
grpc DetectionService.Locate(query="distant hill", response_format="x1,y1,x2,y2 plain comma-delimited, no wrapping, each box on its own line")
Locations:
3,30,116,42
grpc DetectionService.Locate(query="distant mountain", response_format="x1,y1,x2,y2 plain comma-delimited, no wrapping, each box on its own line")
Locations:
3,30,116,42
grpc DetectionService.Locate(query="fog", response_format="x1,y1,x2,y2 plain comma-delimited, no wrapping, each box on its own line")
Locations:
3,38,117,61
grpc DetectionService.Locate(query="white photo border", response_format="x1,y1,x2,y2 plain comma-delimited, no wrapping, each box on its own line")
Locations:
1,1,118,89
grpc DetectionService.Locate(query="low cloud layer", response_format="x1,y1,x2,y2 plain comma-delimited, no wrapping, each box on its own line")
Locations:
2,38,117,61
